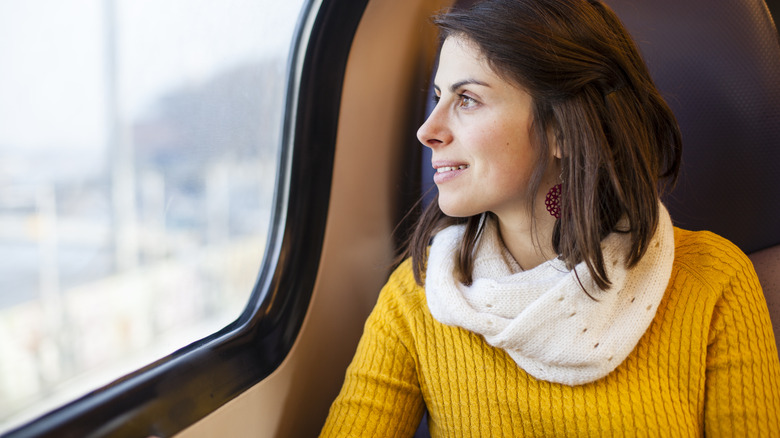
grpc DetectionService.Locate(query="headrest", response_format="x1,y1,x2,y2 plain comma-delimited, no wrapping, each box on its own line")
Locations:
605,0,780,253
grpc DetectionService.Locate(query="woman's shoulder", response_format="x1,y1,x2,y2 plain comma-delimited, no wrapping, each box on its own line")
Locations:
671,227,758,291
673,227,750,263
379,258,428,314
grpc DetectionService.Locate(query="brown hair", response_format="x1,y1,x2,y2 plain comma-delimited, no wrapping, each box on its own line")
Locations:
401,0,682,290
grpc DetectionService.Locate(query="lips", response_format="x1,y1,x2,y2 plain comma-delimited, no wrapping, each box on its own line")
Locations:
432,161,469,184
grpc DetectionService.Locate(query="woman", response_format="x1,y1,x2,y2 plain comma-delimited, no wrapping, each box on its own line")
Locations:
321,0,780,436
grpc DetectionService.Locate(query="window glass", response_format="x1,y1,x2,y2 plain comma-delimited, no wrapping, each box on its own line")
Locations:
0,0,304,431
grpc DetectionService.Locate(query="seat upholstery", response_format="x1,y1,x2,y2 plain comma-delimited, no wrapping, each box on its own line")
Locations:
604,0,780,350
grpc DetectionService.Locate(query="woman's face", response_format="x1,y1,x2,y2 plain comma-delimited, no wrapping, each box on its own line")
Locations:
418,36,557,222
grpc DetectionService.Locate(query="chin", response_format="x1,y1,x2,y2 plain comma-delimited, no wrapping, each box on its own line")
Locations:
437,199,479,218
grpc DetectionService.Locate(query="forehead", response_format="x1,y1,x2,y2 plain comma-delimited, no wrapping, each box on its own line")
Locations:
435,36,495,84
435,36,530,99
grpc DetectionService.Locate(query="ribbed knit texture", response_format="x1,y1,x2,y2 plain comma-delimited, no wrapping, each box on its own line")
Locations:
320,229,780,437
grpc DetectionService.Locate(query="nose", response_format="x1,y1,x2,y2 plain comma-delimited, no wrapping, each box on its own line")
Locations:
416,104,451,149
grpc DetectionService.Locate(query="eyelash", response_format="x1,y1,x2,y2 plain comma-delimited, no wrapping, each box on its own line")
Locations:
432,93,478,108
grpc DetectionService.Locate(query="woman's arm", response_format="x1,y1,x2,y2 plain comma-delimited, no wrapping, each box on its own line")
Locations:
704,237,780,436
320,268,425,437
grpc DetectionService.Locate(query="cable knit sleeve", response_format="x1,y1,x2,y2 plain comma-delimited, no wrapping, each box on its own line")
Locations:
320,261,425,438
698,232,780,436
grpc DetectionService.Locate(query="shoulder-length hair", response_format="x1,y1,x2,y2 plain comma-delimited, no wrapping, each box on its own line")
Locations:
403,0,682,290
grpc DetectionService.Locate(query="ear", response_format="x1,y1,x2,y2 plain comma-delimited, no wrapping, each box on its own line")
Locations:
546,126,562,159
552,140,562,159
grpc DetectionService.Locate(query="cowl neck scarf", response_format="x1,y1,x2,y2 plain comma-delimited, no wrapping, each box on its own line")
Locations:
425,204,674,386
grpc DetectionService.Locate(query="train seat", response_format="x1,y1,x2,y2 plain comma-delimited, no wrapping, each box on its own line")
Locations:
604,0,780,348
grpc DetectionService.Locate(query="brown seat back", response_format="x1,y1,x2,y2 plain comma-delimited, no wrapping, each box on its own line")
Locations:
606,0,780,350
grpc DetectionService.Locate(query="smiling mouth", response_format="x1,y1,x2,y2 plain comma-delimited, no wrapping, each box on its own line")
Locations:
436,165,469,173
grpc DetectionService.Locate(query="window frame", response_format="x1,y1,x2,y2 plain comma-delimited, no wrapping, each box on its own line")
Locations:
1,0,369,436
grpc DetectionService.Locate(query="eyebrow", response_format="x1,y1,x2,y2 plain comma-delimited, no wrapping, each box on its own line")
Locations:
433,78,490,94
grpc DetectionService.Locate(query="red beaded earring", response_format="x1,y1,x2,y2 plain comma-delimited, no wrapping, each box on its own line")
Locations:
545,183,562,219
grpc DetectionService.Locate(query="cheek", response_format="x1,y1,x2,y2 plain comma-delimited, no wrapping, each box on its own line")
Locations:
489,140,538,188
468,117,537,175
492,162,533,192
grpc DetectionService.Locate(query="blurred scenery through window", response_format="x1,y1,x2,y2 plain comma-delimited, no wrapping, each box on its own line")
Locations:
0,0,305,430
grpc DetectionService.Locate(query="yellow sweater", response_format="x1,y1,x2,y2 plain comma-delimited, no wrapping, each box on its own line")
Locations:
321,229,780,437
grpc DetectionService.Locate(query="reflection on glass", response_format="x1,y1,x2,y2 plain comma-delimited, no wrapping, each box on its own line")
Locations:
0,0,304,431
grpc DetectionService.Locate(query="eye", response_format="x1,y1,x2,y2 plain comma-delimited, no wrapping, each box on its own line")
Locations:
457,94,478,109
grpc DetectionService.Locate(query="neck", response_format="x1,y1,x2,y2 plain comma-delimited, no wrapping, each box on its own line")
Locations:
495,205,558,271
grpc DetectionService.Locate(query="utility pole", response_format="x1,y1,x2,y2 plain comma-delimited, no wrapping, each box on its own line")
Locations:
104,0,138,272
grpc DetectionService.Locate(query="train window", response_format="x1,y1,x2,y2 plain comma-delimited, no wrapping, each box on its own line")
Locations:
0,0,305,433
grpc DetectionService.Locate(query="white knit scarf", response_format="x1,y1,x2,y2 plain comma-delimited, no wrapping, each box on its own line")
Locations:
425,204,674,386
